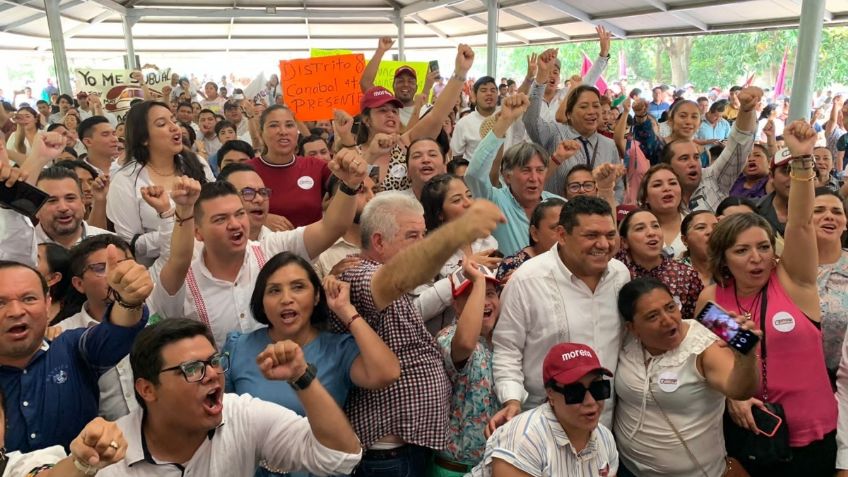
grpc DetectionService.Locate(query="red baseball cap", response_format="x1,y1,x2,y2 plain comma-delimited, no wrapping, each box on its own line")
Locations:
770,147,792,170
450,265,500,298
361,86,404,111
394,66,417,80
543,343,612,386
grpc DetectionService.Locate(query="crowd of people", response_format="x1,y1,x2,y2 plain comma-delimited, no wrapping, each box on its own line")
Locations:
0,29,847,477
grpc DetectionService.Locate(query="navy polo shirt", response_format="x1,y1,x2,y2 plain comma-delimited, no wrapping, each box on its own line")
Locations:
0,305,148,452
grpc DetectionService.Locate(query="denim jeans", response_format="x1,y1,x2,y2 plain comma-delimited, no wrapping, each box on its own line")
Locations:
353,445,431,477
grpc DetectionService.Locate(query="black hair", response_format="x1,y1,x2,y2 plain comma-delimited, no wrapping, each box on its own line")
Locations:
125,101,209,184
0,261,48,295
130,318,216,410
559,195,614,233
46,123,67,133
60,147,78,159
249,252,329,329
177,102,193,112
78,115,110,140
447,158,469,175
198,108,216,119
309,127,325,137
708,99,728,115
214,120,236,137
129,98,143,107
38,243,71,304
565,164,593,183
259,104,291,131
218,162,258,182
217,140,255,171
618,276,673,322
660,139,691,165
529,197,566,246
194,180,238,221
617,208,653,240
54,159,97,179
57,94,73,105
297,134,329,156
473,76,497,96
681,210,715,236
715,196,757,217
37,165,83,193
223,101,240,112
421,173,463,232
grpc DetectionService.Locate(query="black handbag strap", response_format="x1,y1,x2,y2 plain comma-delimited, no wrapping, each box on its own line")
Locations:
758,285,769,401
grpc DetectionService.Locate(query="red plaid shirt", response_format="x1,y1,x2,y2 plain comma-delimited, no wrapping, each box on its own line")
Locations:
334,259,451,450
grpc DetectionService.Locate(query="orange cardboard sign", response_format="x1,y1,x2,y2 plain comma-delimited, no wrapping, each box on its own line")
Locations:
279,54,366,121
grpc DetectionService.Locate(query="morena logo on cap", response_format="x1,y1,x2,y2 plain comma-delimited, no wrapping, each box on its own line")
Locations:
372,89,391,97
561,349,593,362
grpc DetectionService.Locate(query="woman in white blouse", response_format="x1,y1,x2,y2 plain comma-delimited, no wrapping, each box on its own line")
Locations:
107,101,214,265
6,106,42,163
614,277,759,477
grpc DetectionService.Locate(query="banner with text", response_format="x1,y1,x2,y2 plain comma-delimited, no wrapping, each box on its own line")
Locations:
309,49,428,96
279,54,365,121
74,67,173,122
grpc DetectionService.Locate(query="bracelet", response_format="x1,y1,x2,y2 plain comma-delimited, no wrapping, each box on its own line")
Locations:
451,73,466,82
73,457,99,475
789,171,816,182
341,142,356,148
338,182,363,196
347,313,362,329
175,211,194,225
158,207,176,219
108,287,145,311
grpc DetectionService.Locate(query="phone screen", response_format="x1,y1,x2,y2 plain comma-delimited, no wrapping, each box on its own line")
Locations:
429,60,440,73
696,302,759,354
753,406,782,436
0,180,49,220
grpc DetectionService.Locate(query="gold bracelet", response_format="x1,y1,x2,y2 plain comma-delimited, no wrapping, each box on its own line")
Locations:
789,171,815,181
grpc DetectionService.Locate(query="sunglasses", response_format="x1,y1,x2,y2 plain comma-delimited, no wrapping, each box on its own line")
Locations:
549,379,611,405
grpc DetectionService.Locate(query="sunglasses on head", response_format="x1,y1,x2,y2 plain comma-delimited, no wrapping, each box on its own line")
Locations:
549,379,611,405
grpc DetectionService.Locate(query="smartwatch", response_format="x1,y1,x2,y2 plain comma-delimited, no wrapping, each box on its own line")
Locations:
288,363,317,391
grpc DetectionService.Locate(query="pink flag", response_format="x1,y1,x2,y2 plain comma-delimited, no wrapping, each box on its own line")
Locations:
580,52,608,95
774,48,788,98
744,73,755,88
618,50,627,79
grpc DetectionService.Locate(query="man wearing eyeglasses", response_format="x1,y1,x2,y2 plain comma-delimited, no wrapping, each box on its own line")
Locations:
469,342,619,477
218,163,272,241
99,318,362,476
146,151,366,346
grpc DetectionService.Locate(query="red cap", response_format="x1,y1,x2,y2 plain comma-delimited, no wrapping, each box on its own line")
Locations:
394,65,417,80
450,265,500,298
361,86,404,111
543,343,612,386
76,92,88,99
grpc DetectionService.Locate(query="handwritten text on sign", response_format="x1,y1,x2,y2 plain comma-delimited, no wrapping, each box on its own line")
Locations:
74,67,172,122
280,54,365,121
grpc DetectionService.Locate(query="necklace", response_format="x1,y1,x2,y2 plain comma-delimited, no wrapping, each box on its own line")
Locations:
733,282,764,321
147,163,176,176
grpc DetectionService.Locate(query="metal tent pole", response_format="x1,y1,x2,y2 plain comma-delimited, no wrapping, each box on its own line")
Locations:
788,0,825,122
487,0,498,78
45,0,72,93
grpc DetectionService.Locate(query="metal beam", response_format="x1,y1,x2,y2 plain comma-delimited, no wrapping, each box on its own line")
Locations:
63,10,114,38
503,7,570,41
410,13,449,40
445,5,529,44
85,0,126,15
786,0,832,21
0,0,85,33
486,0,497,78
642,0,708,30
788,0,825,122
45,0,71,93
399,0,464,18
127,7,394,20
396,13,405,60
122,15,137,69
538,0,628,38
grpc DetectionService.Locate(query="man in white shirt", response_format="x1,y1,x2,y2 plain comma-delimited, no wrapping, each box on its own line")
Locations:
471,343,618,477
99,318,362,476
57,234,142,421
198,109,222,158
360,37,417,128
223,100,250,138
78,115,120,176
147,150,366,345
218,163,271,241
34,166,112,249
489,196,629,430
176,101,200,136
450,76,499,159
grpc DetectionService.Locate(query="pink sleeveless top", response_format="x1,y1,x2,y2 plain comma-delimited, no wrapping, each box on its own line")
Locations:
715,271,837,447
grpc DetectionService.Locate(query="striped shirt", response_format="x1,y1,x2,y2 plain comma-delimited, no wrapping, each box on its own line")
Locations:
468,403,618,477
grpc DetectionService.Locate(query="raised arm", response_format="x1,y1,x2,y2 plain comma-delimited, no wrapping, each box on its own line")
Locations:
360,37,394,93
614,98,631,157
516,53,538,95
522,49,560,152
700,312,760,400
19,131,65,182
325,276,400,389
778,120,820,316
465,94,530,194
147,178,200,295
405,44,474,144
0,150,37,267
582,26,611,87
104,244,153,327
371,200,505,311
450,259,487,365
825,95,844,138
632,99,663,165
301,149,366,259
704,87,761,196
88,173,109,229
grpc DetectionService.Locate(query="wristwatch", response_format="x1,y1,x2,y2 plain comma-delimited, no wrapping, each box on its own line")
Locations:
288,363,317,391
338,182,363,196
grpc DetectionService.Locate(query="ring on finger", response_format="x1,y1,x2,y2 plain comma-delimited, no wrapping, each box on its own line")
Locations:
109,440,119,450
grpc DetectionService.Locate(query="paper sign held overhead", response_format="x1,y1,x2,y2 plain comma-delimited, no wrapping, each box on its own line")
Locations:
74,66,172,123
280,54,366,121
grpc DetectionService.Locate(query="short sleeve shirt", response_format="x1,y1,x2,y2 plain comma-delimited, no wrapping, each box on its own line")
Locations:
435,325,500,464
247,156,332,227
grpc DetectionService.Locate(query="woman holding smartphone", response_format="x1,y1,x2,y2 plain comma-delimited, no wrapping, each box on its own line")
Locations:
615,277,759,477
696,120,837,477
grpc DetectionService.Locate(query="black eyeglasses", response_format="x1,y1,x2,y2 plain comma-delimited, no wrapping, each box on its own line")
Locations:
159,352,230,383
566,181,597,194
239,187,272,201
549,379,611,405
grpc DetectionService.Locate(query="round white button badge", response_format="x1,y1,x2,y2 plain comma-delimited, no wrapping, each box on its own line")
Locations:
390,163,407,179
657,371,680,393
297,176,315,190
772,312,796,333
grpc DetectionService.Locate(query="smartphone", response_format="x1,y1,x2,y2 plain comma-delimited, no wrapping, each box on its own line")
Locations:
696,301,760,354
0,180,49,220
752,406,783,437
429,60,440,73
